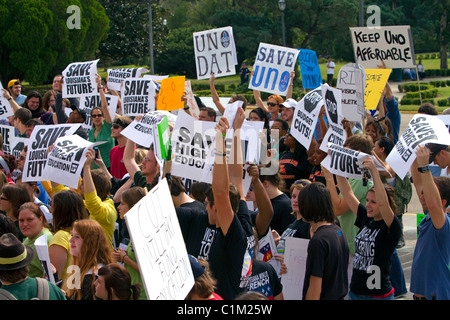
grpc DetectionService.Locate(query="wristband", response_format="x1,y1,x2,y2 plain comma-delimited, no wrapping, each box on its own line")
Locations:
417,165,430,173
215,152,226,156
7,97,11,101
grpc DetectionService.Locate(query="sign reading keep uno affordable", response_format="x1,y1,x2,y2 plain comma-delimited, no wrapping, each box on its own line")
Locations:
249,43,299,96
350,25,415,69
62,59,99,98
193,26,237,80
386,114,450,180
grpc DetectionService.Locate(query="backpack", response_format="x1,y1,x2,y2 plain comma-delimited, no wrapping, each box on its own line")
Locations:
0,277,50,300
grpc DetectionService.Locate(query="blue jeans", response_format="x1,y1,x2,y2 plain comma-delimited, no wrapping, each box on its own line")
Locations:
390,249,407,296
349,291,395,300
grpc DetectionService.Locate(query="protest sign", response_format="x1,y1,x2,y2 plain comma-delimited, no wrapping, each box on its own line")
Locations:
35,234,56,284
321,143,389,180
437,115,450,133
0,124,17,155
290,87,323,150
62,59,99,98
336,63,366,121
298,49,322,89
107,67,149,91
22,124,80,182
125,178,195,300
319,84,346,152
0,83,15,120
9,137,27,160
78,93,118,133
249,43,299,96
386,114,450,179
121,111,168,148
121,77,156,116
350,25,415,69
184,81,200,119
157,76,186,111
193,26,237,80
256,228,281,276
364,68,391,110
281,237,309,300
43,134,96,189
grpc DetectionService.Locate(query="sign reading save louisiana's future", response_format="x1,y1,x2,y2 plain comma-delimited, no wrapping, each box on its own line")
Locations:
350,25,415,69
193,26,237,80
120,77,156,116
62,59,99,98
249,43,299,96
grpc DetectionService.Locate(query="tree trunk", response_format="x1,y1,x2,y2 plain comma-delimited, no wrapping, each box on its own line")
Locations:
439,8,448,69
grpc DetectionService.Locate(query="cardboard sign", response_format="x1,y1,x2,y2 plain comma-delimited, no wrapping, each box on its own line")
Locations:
124,178,195,300
321,143,389,179
120,77,156,116
336,63,366,121
35,234,56,284
121,111,168,148
184,81,200,119
0,124,17,155
62,59,99,98
107,67,149,91
0,83,15,120
298,49,322,89
78,93,118,133
350,25,415,69
157,76,186,111
21,124,80,182
193,26,237,80
319,85,346,152
364,69,391,110
281,237,309,300
43,134,95,189
249,43,299,96
386,114,450,179
290,87,323,150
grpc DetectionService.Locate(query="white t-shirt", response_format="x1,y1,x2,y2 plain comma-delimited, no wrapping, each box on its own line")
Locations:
327,61,335,74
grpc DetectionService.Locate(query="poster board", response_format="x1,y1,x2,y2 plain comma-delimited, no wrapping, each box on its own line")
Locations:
298,49,322,89
336,63,366,121
62,59,99,98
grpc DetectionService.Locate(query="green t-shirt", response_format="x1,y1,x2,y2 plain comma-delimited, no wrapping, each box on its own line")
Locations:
1,277,66,300
23,228,54,278
88,121,114,169
337,178,373,255
126,241,147,300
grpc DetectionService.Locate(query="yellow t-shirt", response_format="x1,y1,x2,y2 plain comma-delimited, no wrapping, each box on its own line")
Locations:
49,229,71,280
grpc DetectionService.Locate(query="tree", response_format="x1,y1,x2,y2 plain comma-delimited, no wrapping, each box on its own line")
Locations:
0,0,109,85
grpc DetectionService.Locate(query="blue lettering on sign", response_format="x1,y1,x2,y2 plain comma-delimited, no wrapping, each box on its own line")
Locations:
278,71,290,92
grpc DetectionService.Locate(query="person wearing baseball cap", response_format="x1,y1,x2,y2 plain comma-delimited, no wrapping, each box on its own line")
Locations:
7,79,26,105
185,254,223,300
280,98,297,127
427,143,450,177
0,233,66,300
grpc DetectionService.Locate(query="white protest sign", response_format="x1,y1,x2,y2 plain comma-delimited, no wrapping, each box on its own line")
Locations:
120,111,167,148
124,178,195,300
35,233,56,284
321,143,389,180
0,83,15,120
43,134,95,189
386,114,450,179
350,25,415,69
22,124,80,182
107,67,149,91
336,63,366,121
193,26,237,80
281,237,309,300
171,110,217,183
249,43,299,96
290,87,323,150
9,136,28,160
120,77,156,116
437,115,450,134
319,84,347,152
78,93,119,133
0,124,17,155
62,59,99,98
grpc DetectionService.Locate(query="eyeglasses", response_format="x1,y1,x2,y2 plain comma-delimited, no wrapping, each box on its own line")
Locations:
112,123,122,129
143,157,157,163
91,114,103,118
267,102,278,107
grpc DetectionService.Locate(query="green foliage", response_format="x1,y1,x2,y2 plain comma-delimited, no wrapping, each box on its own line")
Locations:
0,0,109,85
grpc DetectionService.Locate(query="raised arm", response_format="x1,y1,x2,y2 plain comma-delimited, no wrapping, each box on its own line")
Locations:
212,117,233,235
253,89,267,111
123,137,140,180
97,74,112,124
248,164,273,237
209,73,225,115
285,71,295,100
228,107,246,200
321,165,353,215
415,145,446,229
2,89,20,112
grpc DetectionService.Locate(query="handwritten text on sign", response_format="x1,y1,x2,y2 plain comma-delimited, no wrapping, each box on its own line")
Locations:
350,25,415,69
298,49,322,90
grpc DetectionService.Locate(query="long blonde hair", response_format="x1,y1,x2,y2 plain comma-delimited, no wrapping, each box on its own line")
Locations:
65,219,114,300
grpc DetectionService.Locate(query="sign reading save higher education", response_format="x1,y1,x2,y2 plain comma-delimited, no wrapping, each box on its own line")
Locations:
298,49,322,90
386,114,450,180
249,43,299,96
120,77,156,116
62,59,99,98
193,26,237,80
350,25,415,69
125,178,195,300
106,67,149,91
22,124,80,183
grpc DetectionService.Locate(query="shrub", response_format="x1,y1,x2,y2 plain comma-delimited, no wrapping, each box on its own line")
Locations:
438,99,448,107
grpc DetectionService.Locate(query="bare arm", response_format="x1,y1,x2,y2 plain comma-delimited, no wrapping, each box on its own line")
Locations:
305,275,322,300
253,89,267,111
285,71,295,100
97,74,112,124
228,107,246,200
2,89,20,112
123,138,140,180
209,73,225,115
248,164,273,237
321,165,352,215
